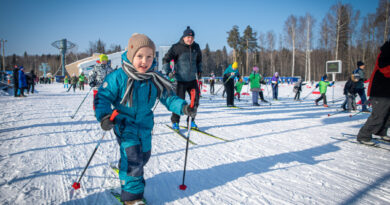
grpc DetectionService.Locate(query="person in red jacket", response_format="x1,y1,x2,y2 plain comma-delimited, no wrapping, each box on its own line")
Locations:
356,40,390,145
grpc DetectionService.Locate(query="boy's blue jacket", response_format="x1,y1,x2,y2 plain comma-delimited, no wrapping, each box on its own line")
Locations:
95,52,187,151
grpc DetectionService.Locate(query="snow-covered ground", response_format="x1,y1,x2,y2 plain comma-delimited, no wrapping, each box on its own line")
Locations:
0,82,389,205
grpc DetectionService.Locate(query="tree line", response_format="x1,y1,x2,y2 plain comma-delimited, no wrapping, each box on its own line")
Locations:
205,0,389,81
2,1,389,81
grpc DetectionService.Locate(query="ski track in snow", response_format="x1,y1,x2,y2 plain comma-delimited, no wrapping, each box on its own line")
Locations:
0,82,389,205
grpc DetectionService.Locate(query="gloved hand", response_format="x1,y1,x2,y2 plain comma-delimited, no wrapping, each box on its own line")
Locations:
100,114,115,131
168,72,174,79
230,72,235,76
182,104,197,118
89,81,96,87
197,72,202,79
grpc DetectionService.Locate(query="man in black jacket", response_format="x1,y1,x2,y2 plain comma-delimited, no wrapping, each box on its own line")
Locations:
357,40,390,145
12,65,19,97
162,26,202,130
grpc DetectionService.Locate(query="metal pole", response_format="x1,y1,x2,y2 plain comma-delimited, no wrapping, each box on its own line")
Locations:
2,39,6,72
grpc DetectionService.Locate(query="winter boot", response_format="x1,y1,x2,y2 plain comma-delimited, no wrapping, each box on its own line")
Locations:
253,103,260,106
315,101,318,106
172,123,179,131
323,104,328,108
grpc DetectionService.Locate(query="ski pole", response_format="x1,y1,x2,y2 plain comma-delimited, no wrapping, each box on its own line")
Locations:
328,109,346,117
179,89,196,191
71,110,119,191
214,75,233,96
70,87,93,119
301,87,317,101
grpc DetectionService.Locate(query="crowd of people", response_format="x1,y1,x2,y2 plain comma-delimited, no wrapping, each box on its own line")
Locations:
7,25,389,204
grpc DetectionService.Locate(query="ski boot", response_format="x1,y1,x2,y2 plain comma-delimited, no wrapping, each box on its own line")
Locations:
172,123,179,131
191,121,198,130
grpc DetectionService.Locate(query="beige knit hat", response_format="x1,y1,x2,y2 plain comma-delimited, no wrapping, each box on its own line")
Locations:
126,33,156,63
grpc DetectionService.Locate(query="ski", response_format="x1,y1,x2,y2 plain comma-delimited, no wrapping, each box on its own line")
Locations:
222,106,244,109
342,133,390,144
179,126,230,142
334,137,390,151
165,124,197,145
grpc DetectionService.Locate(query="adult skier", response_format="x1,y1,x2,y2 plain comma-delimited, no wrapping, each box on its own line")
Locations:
162,26,202,130
356,40,390,145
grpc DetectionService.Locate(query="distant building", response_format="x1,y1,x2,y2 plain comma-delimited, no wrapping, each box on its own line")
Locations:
65,51,123,77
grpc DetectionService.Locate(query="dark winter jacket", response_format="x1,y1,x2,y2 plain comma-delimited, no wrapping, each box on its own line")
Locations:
352,67,365,89
18,70,27,88
343,78,357,95
13,68,19,85
367,41,390,98
162,39,202,82
293,80,306,92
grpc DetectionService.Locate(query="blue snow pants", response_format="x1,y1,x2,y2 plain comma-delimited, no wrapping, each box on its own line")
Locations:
115,132,151,202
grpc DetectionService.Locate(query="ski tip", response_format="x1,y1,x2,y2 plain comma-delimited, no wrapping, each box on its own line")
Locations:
72,182,81,190
179,184,187,190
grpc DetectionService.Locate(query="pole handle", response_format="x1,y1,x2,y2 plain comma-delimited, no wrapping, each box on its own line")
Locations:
190,89,196,108
110,109,119,121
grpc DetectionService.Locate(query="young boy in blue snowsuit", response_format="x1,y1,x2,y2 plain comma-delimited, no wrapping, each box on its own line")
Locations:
94,34,196,204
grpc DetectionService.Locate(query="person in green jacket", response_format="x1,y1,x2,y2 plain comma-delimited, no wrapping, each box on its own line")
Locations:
78,72,85,90
64,75,69,89
314,74,334,107
234,77,244,101
249,66,261,106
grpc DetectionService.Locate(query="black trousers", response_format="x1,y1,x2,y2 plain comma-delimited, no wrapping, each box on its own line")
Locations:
294,91,301,100
357,97,390,141
171,80,200,123
210,81,215,94
14,82,19,97
315,93,327,105
27,83,35,93
224,77,235,106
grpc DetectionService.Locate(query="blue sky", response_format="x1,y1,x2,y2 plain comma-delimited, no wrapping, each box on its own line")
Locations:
0,0,379,55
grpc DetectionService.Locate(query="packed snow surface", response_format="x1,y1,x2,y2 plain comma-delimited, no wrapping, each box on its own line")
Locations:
0,82,389,205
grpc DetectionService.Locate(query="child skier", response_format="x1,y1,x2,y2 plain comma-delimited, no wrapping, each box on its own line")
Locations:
341,74,358,112
314,75,334,107
293,78,306,101
94,33,196,204
249,66,261,106
64,75,69,89
223,62,240,107
209,72,215,94
234,77,244,102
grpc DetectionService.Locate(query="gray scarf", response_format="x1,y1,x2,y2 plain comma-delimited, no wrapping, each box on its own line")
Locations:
121,61,174,107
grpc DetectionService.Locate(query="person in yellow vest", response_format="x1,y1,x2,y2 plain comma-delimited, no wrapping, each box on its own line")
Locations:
79,72,85,90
